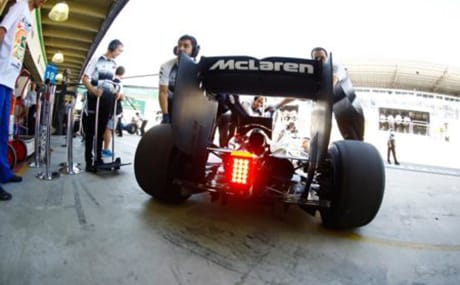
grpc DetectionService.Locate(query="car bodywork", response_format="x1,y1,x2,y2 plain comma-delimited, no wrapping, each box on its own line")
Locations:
134,54,385,229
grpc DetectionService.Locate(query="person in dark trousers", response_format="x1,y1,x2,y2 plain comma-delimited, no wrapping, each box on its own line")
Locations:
81,39,124,172
0,0,47,200
54,68,71,135
387,128,400,165
214,93,255,147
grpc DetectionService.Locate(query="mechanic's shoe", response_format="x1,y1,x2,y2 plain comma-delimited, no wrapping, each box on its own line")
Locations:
395,161,400,165
102,149,113,157
6,174,22,183
0,187,12,201
85,164,97,173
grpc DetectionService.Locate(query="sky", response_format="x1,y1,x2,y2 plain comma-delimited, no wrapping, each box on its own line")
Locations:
91,0,460,87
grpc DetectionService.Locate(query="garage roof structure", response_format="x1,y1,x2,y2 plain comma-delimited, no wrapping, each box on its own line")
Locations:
344,59,460,97
0,0,128,83
39,0,129,83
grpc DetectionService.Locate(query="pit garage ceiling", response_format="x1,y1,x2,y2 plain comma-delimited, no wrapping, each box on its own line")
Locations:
2,0,128,84
37,0,129,83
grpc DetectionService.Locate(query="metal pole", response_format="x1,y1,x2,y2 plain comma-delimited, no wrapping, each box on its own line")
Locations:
92,95,101,167
110,95,118,162
59,96,81,174
37,85,60,180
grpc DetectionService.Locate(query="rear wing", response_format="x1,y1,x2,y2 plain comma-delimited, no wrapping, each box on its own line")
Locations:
199,56,323,99
172,54,333,175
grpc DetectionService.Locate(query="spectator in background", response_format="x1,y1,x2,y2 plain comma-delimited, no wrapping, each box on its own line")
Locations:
395,113,402,132
379,112,387,130
387,113,395,131
387,128,400,165
24,82,37,135
55,68,71,135
14,95,27,135
403,113,411,133
443,122,450,142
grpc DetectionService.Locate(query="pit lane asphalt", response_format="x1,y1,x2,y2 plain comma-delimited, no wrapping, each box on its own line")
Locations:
386,162,460,177
0,134,459,285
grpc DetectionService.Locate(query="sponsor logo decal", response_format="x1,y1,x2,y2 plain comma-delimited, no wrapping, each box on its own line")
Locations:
209,59,314,74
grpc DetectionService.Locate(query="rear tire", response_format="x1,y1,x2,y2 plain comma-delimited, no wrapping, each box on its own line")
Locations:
134,124,190,203
320,140,385,229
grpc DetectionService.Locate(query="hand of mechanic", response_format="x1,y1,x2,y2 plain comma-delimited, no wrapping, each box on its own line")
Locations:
264,105,276,113
161,113,170,124
93,87,103,97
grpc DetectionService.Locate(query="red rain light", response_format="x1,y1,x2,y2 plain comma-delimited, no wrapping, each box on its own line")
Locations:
228,151,254,186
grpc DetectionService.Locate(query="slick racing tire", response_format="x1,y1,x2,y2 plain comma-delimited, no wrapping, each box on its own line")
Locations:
134,124,190,203
320,140,385,229
7,144,17,169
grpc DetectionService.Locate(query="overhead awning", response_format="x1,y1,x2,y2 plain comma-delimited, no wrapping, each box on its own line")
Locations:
40,0,129,83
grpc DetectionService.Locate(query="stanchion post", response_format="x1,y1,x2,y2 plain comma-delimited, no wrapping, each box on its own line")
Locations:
110,96,118,162
59,96,81,174
92,95,101,167
37,84,60,180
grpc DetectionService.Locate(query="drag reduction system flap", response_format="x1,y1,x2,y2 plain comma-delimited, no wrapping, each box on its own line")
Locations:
199,56,324,99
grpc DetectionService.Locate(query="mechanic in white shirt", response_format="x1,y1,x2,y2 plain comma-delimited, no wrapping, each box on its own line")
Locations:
158,34,200,124
241,96,267,117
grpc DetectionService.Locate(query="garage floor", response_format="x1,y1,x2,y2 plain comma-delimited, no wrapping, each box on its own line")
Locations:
1,135,459,285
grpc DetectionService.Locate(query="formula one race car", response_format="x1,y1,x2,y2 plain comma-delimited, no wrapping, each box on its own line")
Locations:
134,54,385,229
